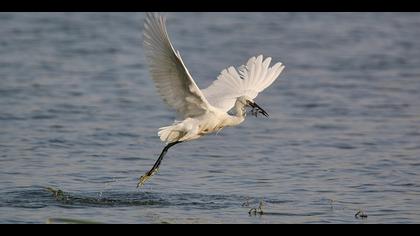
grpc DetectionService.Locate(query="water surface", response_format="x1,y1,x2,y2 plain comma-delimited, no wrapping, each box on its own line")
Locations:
1,12,420,223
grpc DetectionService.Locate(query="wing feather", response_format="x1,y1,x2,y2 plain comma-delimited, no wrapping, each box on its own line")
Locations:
202,55,285,112
143,12,210,118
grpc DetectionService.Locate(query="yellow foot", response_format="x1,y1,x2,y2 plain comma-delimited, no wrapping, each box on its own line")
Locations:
137,175,150,188
136,168,159,188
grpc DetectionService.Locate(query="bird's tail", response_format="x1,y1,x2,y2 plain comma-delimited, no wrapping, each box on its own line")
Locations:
158,122,186,143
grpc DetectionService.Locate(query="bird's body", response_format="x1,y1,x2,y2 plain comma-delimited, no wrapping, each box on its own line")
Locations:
158,100,245,143
137,13,285,187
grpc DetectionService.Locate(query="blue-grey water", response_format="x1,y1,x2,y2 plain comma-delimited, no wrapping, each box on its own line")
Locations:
1,12,420,224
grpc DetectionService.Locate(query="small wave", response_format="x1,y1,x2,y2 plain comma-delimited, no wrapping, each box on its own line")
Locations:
0,186,249,209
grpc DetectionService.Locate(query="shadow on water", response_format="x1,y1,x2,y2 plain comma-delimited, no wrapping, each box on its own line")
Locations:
1,186,247,209
0,186,372,223
43,187,169,208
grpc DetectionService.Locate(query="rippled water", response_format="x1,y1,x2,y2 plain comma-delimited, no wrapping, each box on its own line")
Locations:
1,12,420,223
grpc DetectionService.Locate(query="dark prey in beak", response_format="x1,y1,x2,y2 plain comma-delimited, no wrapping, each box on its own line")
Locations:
248,101,269,117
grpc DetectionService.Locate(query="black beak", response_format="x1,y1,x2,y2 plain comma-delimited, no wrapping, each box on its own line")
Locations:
249,101,269,117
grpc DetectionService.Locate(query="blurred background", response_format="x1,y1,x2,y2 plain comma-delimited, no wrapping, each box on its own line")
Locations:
0,12,420,223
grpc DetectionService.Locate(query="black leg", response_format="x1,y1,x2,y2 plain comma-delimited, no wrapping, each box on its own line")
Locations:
137,141,182,188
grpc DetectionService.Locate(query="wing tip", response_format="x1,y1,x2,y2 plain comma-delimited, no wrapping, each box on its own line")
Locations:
144,12,167,29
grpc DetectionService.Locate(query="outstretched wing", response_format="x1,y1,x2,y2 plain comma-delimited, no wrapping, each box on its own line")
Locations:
143,12,211,118
201,55,285,112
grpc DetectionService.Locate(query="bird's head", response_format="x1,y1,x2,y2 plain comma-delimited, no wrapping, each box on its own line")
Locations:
237,96,269,117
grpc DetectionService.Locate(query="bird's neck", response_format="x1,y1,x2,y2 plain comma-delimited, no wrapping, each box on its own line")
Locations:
225,99,246,127
234,99,247,118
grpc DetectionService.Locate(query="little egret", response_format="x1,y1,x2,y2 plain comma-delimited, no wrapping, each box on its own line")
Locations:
137,13,285,187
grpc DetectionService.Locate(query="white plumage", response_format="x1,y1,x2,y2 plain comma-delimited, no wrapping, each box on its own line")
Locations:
202,55,285,112
138,13,285,187
143,13,211,119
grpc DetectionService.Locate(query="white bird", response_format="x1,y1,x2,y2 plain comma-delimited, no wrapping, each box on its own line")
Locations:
138,13,285,187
